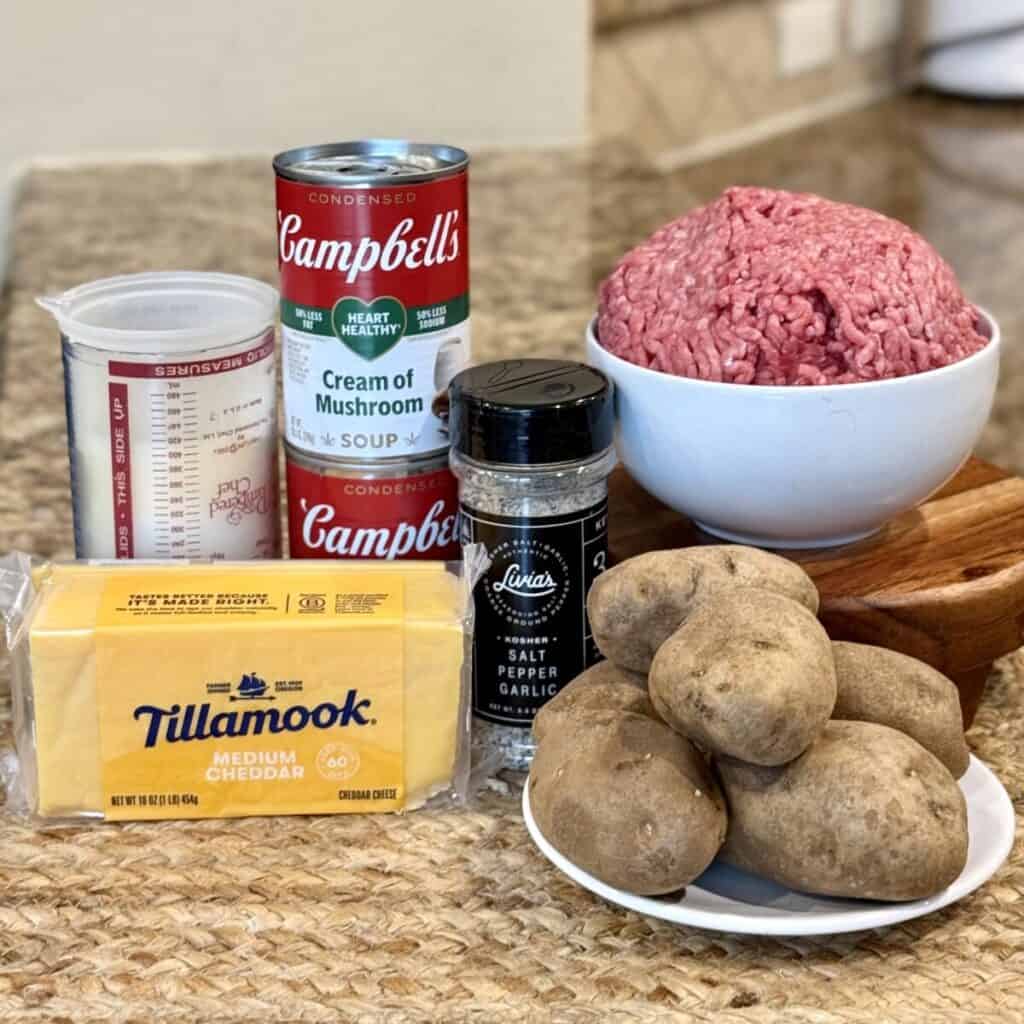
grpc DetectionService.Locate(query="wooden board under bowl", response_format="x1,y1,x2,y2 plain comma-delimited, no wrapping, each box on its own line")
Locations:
608,457,1024,728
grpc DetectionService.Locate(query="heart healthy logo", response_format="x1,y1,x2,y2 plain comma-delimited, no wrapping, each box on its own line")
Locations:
331,295,407,361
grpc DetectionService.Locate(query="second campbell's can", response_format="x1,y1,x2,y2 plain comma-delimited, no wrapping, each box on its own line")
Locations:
286,442,460,560
273,140,470,462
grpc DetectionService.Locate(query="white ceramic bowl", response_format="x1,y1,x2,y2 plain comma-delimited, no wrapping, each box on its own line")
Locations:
586,311,1001,548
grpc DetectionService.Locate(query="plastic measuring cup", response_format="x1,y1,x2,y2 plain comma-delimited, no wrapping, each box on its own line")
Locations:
38,272,281,560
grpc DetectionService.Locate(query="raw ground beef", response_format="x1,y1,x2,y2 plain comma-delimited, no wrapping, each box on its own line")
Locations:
597,186,988,385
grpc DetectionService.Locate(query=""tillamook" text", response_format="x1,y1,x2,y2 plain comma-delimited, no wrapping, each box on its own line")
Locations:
133,690,373,748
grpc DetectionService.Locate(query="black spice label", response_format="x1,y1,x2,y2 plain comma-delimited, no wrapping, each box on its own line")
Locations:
461,499,608,727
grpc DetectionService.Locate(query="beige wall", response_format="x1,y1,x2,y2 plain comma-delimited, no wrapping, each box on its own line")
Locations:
0,0,589,276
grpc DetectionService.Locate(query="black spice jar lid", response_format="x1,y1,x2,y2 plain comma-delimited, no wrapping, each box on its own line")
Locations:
449,359,614,466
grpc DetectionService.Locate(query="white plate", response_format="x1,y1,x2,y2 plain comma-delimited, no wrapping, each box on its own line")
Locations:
522,755,1015,936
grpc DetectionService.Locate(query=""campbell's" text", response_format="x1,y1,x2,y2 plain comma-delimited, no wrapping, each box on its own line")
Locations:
278,211,460,284
299,497,457,559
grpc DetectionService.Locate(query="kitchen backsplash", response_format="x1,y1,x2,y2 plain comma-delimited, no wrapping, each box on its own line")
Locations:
595,0,721,31
593,0,904,166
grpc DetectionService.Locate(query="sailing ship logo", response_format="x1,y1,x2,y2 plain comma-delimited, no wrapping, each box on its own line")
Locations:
229,672,275,702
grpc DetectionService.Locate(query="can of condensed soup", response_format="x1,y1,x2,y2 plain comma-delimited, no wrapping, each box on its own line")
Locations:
273,141,470,462
38,272,280,560
285,442,459,560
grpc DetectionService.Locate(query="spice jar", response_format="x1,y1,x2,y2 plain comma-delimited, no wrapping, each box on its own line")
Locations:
449,359,615,770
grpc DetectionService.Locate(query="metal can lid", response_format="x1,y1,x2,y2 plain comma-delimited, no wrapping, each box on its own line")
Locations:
284,439,451,477
449,360,614,467
273,140,469,186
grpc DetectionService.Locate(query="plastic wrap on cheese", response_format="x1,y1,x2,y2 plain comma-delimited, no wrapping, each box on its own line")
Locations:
0,552,483,822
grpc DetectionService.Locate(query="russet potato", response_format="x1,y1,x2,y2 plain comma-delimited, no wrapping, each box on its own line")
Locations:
649,588,836,765
532,660,654,745
529,710,727,895
717,721,968,901
831,642,969,778
587,546,819,673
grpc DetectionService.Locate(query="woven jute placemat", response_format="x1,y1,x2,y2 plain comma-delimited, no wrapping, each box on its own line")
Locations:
0,152,1021,1022
0,660,1020,1023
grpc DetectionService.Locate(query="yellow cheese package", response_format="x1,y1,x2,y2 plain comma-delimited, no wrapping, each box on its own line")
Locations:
0,551,484,822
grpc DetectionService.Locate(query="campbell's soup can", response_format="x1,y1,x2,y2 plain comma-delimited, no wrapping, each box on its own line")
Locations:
273,141,470,462
285,442,460,560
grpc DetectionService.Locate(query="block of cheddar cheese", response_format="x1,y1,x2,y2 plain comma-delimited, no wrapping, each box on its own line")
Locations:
16,559,468,820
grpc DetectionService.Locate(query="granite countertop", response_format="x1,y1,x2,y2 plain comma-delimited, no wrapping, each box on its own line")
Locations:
0,95,1022,1022
4,94,1024,559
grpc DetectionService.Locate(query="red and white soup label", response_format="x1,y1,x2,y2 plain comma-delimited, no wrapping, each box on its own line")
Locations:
276,173,470,460
286,458,460,561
